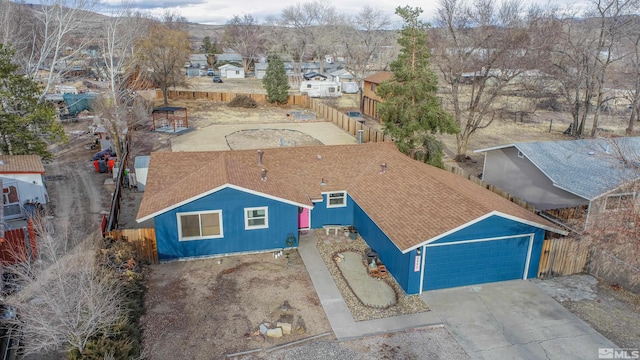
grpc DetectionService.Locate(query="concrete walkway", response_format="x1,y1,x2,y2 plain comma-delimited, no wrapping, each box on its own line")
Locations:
298,232,441,341
422,281,617,360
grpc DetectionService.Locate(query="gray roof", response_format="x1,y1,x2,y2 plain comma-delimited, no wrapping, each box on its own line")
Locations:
477,137,640,200
215,53,243,62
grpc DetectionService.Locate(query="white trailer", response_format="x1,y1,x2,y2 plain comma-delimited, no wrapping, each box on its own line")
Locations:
300,81,341,98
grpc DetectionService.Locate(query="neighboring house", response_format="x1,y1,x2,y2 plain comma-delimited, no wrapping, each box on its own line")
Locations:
215,52,243,66
363,71,393,121
254,62,268,79
218,64,245,79
302,72,327,81
137,143,564,294
189,54,208,69
0,155,48,220
329,68,354,84
475,137,640,231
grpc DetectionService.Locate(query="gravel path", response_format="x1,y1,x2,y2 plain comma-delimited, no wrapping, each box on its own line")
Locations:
238,327,470,360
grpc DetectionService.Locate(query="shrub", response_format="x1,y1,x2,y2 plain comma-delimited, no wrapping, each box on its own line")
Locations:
68,240,146,359
228,95,257,108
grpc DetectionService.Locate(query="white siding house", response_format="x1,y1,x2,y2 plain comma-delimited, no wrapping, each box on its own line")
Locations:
219,64,245,79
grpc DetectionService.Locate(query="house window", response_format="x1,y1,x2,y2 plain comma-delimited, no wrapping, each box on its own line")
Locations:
307,84,312,89
245,207,268,230
327,191,347,208
177,210,223,241
329,87,336,93
3,186,19,204
235,70,240,75
605,193,635,211
370,83,375,91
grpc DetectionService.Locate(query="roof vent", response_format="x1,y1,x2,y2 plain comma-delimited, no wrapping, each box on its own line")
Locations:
317,154,322,160
260,168,267,181
320,177,326,186
588,151,595,156
257,150,264,165
380,163,387,174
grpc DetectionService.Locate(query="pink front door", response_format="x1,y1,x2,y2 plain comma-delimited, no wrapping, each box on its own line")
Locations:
298,207,310,229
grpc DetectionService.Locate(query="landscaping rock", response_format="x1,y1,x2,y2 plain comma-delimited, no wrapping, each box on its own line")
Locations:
266,327,283,338
259,323,268,334
277,322,292,335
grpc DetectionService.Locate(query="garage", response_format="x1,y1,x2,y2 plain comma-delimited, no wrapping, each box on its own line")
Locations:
422,235,534,291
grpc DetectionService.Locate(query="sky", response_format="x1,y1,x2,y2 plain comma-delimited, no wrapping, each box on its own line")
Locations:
97,0,587,26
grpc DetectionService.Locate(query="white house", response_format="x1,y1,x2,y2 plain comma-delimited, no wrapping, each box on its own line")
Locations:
218,64,245,79
0,155,48,219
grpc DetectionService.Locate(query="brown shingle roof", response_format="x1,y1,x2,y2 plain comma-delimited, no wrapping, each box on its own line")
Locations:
137,143,561,252
363,71,393,84
0,155,45,173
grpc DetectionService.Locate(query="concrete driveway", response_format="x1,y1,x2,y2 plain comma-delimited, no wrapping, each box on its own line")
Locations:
421,280,617,360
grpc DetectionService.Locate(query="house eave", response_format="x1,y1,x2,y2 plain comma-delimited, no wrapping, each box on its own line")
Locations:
136,183,313,223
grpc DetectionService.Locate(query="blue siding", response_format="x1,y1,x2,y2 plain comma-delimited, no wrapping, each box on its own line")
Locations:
423,236,530,290
353,203,421,295
310,193,354,227
154,187,299,260
423,215,546,291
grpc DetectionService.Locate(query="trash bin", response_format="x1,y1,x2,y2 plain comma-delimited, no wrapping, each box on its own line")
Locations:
365,248,378,264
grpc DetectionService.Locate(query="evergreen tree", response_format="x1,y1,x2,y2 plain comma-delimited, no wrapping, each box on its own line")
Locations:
200,36,219,54
0,44,65,160
262,56,290,104
377,6,458,168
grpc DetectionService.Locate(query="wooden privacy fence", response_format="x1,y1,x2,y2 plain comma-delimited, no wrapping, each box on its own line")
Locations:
309,99,392,143
106,228,158,264
161,90,309,106
538,237,589,278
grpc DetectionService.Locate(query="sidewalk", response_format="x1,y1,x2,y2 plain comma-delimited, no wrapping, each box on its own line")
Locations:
297,231,441,341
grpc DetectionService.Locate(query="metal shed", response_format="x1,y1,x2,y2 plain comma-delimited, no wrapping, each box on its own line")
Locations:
134,155,150,192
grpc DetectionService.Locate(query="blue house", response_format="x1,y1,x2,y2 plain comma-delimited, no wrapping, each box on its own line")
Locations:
136,143,565,294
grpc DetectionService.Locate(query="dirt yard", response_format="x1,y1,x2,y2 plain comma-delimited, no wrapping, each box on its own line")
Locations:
141,251,332,359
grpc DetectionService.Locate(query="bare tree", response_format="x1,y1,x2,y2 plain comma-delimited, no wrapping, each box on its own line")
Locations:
135,16,190,105
432,0,553,161
223,14,265,73
546,0,638,137
4,218,123,356
280,0,339,73
95,5,145,160
337,6,396,109
14,0,101,103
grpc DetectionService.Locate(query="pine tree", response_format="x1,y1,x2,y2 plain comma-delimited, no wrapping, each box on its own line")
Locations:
262,56,290,105
377,6,458,168
0,44,65,160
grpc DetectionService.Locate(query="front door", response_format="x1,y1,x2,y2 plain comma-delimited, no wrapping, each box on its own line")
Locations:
298,207,310,229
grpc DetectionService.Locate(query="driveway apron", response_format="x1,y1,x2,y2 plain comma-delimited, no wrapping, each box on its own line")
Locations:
421,280,617,360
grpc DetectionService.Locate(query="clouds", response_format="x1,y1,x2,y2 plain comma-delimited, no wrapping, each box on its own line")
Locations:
97,0,586,25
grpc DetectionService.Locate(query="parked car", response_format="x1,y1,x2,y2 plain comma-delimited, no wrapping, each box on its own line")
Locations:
346,111,364,123
207,68,214,76
213,75,223,83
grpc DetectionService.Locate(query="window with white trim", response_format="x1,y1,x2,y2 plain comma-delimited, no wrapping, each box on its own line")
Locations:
177,210,223,241
245,207,268,229
605,193,635,211
327,191,346,208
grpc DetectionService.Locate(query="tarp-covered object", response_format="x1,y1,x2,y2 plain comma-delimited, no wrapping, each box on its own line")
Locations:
63,93,97,115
